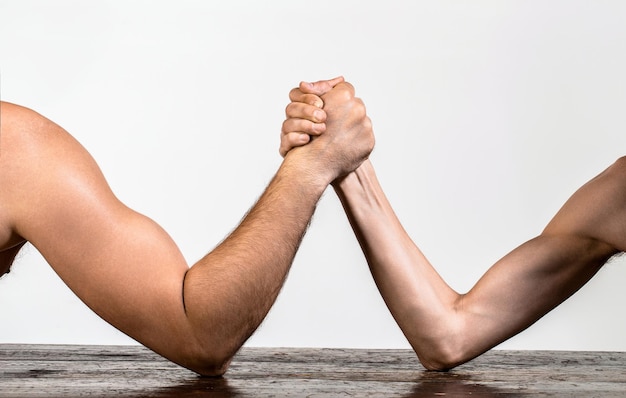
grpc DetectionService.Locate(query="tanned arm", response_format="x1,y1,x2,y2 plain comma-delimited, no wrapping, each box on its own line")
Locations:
0,81,373,376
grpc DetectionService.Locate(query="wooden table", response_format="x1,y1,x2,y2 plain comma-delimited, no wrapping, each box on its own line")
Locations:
1,344,625,396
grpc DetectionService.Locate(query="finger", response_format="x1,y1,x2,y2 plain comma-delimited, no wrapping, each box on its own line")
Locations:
279,133,311,157
321,81,356,103
288,89,324,108
282,118,326,137
285,102,327,123
299,76,345,96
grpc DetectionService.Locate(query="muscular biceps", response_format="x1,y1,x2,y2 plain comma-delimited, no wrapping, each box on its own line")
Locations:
1,102,196,363
1,83,374,376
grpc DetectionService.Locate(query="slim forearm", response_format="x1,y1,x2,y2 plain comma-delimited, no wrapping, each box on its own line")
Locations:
335,160,619,371
333,160,461,351
183,154,329,367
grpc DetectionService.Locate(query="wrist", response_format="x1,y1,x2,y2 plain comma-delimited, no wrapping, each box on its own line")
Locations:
332,159,385,215
333,159,375,192
281,150,334,194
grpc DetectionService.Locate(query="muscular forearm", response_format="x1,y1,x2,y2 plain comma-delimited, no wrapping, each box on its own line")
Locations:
182,152,330,372
176,79,371,375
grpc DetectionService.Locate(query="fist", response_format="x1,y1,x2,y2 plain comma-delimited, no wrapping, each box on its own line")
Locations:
281,78,374,181
316,82,374,178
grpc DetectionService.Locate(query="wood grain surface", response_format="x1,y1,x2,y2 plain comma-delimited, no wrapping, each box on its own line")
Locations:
1,345,625,397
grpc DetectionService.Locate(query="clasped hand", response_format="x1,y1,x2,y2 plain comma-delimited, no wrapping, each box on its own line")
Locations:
280,76,374,182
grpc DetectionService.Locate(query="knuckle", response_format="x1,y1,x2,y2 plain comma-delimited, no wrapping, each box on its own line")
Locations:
341,81,355,92
363,116,373,130
354,102,366,119
339,88,353,102
327,83,354,102
343,82,356,97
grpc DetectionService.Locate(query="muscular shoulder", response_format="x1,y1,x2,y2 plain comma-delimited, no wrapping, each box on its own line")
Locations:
0,101,56,147
0,101,124,246
1,101,86,164
0,102,46,249
0,102,47,260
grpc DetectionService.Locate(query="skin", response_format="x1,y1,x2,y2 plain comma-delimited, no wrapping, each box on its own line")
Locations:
282,79,625,371
0,78,373,376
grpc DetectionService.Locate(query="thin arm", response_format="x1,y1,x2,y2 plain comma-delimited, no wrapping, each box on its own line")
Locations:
334,159,621,370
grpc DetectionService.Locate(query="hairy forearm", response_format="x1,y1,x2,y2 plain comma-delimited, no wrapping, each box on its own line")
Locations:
182,153,329,370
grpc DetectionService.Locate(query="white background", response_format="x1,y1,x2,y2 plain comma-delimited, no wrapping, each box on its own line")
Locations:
1,0,625,351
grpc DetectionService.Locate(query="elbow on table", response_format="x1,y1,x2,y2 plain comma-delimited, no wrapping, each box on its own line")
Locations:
184,346,235,377
418,350,463,372
173,334,239,376
412,336,475,372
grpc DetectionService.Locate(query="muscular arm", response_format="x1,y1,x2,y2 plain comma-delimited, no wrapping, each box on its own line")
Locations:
282,81,624,370
0,89,372,376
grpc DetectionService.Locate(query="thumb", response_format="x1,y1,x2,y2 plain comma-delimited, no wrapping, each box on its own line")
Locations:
299,76,345,96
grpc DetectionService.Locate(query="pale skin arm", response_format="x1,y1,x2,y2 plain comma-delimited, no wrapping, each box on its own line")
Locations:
282,80,624,371
0,85,372,376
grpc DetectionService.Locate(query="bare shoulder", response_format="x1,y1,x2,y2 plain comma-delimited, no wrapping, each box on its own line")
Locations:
0,101,95,165
1,101,86,171
0,102,45,250
0,102,67,271
0,103,191,346
0,100,125,249
0,101,58,145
